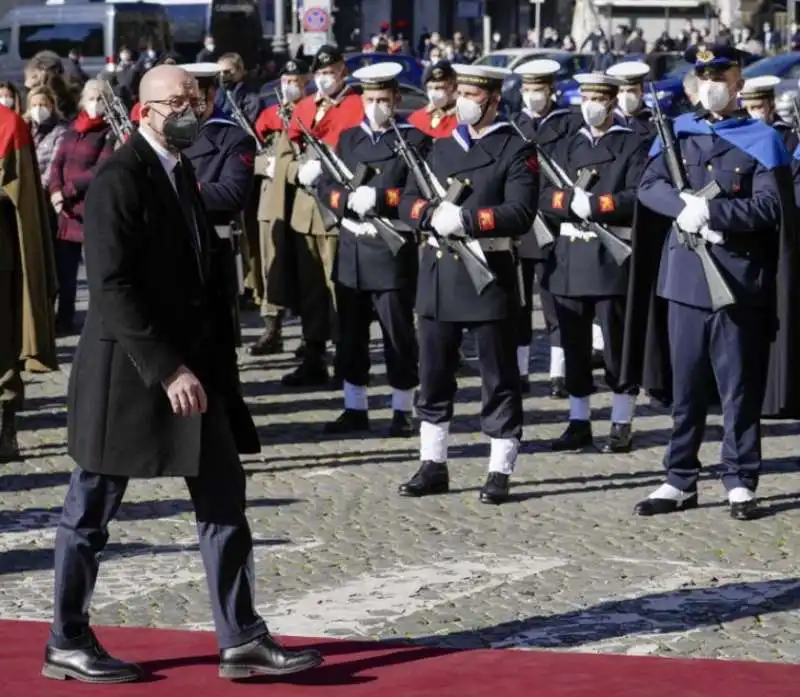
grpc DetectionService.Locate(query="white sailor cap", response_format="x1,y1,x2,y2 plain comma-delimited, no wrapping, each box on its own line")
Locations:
178,62,221,79
513,59,561,84
606,60,650,84
452,63,510,88
574,72,621,94
352,61,403,89
740,75,781,99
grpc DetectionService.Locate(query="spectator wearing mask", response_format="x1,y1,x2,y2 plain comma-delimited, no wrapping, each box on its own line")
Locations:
113,46,139,106
611,25,628,55
463,40,480,63
491,32,503,50
135,41,160,73
626,28,646,54
760,22,780,54
562,35,577,52
197,35,218,62
216,52,261,124
0,82,22,114
26,86,68,193
581,24,606,52
65,47,88,86
654,31,676,52
591,40,615,72
425,45,443,66
542,27,560,48
48,79,116,334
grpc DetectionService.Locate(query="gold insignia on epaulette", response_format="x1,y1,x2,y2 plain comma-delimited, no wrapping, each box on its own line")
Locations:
697,49,715,63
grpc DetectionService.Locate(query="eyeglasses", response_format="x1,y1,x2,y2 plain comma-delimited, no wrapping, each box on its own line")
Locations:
149,96,205,110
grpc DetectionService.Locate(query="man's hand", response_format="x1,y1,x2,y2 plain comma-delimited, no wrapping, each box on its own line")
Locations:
265,156,276,179
347,186,377,217
570,188,592,220
430,201,465,238
51,191,64,214
676,192,710,233
297,160,323,187
699,225,725,245
162,365,208,417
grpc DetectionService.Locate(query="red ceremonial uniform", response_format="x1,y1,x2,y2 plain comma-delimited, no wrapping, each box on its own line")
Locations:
254,104,283,139
130,102,141,123
287,90,364,148
408,106,458,139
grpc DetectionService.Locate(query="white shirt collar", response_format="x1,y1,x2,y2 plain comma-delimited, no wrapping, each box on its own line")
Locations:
139,125,179,176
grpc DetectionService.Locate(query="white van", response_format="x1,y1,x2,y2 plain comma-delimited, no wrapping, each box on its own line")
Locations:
0,2,172,86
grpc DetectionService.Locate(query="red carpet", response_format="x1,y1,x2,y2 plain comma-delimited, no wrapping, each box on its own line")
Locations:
1,620,798,696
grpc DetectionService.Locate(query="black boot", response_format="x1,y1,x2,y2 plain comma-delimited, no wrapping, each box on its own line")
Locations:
398,461,449,497
601,423,633,453
0,404,19,463
388,410,414,437
479,472,510,504
324,409,370,434
281,342,329,387
249,315,283,356
551,420,593,452
550,377,568,399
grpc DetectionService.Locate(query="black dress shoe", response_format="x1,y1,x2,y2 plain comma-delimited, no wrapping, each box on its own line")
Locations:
281,360,329,387
730,500,760,521
389,410,414,437
601,423,633,454
520,375,531,394
551,420,593,452
324,409,369,434
249,318,283,356
633,492,698,516
42,640,143,684
219,633,323,680
294,341,307,359
0,406,20,463
398,461,449,497
550,377,568,399
591,349,604,369
479,472,510,504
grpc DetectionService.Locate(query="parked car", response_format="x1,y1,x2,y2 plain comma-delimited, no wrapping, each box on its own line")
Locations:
740,51,800,97
344,52,424,88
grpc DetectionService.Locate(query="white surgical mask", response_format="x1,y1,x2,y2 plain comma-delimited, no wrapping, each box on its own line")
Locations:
316,74,337,96
30,106,51,123
456,96,483,125
748,108,769,123
617,92,641,116
698,80,730,113
205,43,215,52
366,102,390,128
282,82,301,103
427,88,448,108
581,100,609,127
523,91,548,115
85,100,103,118
0,96,14,109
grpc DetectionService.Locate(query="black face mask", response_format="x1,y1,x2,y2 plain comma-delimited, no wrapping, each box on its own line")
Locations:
162,107,199,150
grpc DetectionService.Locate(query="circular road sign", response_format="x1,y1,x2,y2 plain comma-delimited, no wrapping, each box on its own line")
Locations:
302,7,330,32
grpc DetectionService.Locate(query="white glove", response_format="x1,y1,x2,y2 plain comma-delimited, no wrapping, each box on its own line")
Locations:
699,225,725,245
264,156,276,179
570,188,592,220
297,159,323,187
347,186,377,217
430,201,465,238
676,192,710,233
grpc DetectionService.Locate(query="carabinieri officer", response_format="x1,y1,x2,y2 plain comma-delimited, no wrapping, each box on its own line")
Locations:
397,64,538,504
317,62,423,438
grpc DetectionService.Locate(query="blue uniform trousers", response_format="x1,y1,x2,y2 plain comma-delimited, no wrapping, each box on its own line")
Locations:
664,301,767,492
416,315,522,439
49,399,267,650
518,258,560,349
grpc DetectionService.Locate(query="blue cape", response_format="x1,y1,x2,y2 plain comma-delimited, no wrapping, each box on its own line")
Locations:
648,112,790,170
202,106,238,130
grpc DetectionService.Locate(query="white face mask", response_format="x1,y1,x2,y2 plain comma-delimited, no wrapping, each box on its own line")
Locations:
0,96,14,109
282,82,301,103
456,96,483,126
581,100,609,127
30,106,51,123
747,108,769,122
366,102,390,128
316,73,338,96
205,43,215,52
698,80,730,113
617,92,641,116
85,100,103,118
523,91,549,115
427,88,449,108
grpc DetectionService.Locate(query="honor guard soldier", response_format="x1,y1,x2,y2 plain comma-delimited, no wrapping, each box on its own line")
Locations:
539,72,650,454
606,61,656,137
739,75,799,152
408,61,458,138
512,58,572,397
283,44,365,387
631,45,800,520
250,59,311,356
397,64,538,504
318,62,423,438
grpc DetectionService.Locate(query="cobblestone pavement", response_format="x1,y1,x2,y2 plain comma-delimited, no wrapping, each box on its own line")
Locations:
1,279,800,664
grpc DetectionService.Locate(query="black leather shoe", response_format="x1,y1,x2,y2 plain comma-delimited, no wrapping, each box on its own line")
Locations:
0,406,19,463
550,377,568,399
730,500,760,521
601,423,633,454
389,410,414,437
281,360,329,387
324,409,369,434
249,318,283,356
294,341,307,359
520,375,531,394
479,472,510,504
398,461,449,497
633,492,698,516
591,349,604,369
42,640,143,684
551,420,593,452
219,633,322,680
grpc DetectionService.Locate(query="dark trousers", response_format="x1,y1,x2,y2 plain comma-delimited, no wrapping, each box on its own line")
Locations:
55,239,82,324
295,234,338,347
417,316,522,439
517,258,560,348
336,284,418,390
0,270,23,409
664,301,767,493
554,294,629,397
50,401,267,650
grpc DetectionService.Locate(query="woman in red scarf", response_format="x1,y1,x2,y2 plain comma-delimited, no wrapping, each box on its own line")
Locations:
49,79,116,334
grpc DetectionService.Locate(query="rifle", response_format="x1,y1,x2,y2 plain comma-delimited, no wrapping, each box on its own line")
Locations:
389,118,496,294
537,147,633,265
294,116,407,255
649,85,735,311
509,118,555,248
98,82,134,144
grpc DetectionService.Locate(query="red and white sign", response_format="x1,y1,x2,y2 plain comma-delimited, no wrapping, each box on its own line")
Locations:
302,6,331,33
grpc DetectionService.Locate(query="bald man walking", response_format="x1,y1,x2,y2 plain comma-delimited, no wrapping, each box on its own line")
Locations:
43,66,323,684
